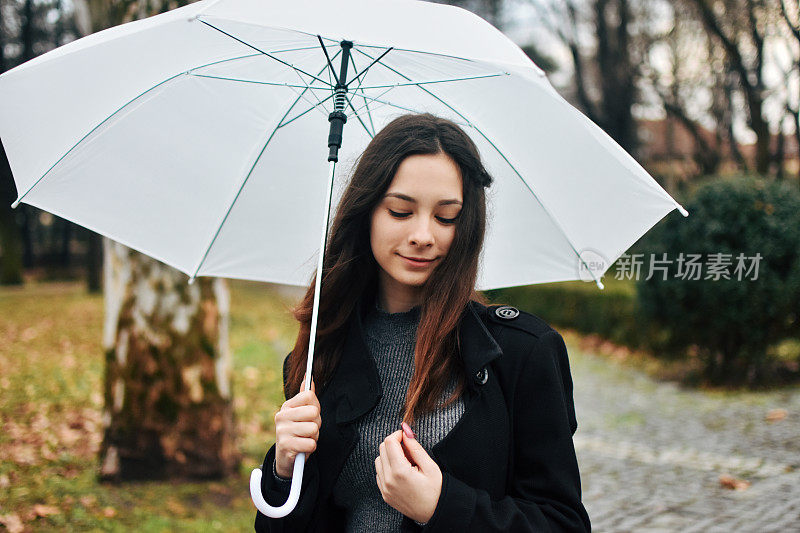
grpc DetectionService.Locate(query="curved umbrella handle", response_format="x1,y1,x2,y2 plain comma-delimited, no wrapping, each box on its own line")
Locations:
249,452,306,518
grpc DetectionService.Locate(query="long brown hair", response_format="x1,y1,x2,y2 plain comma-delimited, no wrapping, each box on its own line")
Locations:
284,113,493,427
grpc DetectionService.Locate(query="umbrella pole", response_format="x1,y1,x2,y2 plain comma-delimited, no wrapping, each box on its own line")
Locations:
250,41,353,518
249,159,338,518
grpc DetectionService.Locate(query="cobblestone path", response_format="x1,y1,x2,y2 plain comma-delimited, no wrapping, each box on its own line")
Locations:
567,338,800,532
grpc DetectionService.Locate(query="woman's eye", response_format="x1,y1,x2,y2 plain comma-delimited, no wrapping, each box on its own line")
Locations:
388,209,459,224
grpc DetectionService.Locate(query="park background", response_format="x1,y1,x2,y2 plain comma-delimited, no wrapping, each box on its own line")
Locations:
1,0,799,531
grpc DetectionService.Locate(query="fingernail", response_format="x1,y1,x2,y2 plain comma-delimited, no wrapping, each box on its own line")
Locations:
401,422,415,439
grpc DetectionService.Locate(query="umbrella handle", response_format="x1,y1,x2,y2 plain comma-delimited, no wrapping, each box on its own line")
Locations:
249,452,306,517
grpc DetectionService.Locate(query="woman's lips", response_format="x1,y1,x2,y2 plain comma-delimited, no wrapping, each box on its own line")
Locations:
398,254,436,268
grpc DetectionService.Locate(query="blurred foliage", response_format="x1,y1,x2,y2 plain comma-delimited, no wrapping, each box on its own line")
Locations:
0,279,298,531
635,175,800,385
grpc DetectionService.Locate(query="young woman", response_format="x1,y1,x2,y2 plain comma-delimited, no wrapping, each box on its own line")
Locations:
254,113,591,532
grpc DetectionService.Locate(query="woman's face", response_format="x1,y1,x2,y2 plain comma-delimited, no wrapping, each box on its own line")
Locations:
370,152,463,301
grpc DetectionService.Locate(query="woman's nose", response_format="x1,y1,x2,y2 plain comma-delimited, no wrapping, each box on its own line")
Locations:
408,217,434,247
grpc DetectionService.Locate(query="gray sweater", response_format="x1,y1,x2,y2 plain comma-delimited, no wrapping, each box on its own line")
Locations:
272,298,465,531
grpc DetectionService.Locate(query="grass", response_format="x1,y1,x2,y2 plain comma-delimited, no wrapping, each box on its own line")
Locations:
0,279,300,532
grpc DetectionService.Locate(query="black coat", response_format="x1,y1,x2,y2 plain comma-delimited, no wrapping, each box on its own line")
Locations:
255,299,591,532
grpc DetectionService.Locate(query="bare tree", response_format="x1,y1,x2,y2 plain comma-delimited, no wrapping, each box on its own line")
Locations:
640,2,723,177
530,0,641,155
687,0,778,175
780,0,800,182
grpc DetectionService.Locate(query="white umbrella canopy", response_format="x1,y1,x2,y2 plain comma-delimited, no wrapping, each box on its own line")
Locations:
0,0,688,518
1,0,686,292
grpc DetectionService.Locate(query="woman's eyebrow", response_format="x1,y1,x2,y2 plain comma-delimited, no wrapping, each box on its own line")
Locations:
384,192,462,206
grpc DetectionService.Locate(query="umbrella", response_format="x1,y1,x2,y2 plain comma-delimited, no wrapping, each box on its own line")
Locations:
0,0,688,518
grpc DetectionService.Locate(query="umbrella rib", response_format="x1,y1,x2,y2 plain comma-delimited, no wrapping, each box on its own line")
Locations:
345,47,393,88
341,85,470,129
191,75,336,124
245,66,340,123
188,62,336,282
283,83,334,120
343,92,432,121
278,92,337,129
345,95,375,140
351,42,545,75
287,78,331,116
347,86,396,117
316,35,340,86
286,46,343,117
352,47,603,287
348,52,376,136
358,73,506,89
195,18,333,88
189,74,328,91
184,79,337,125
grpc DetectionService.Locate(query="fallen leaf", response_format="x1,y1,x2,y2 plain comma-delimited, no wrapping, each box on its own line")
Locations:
719,473,750,490
765,408,787,422
33,504,60,517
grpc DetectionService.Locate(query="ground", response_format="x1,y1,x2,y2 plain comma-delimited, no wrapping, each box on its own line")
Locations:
567,330,800,532
0,280,797,531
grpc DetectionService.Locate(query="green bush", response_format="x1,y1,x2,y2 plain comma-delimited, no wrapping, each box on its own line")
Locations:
635,176,800,385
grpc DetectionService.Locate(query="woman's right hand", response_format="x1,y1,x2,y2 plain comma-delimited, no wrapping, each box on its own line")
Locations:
274,372,321,479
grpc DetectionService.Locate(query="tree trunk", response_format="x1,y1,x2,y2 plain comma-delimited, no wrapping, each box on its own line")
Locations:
595,0,638,155
19,205,34,268
774,119,786,180
84,229,103,293
98,238,239,481
0,138,23,285
59,218,73,269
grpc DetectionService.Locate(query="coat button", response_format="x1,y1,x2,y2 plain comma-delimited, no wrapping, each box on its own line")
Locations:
474,367,488,385
495,305,519,320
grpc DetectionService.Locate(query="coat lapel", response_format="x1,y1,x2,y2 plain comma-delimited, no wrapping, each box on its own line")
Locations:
459,301,504,388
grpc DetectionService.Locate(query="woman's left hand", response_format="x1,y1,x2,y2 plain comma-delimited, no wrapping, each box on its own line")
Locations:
375,428,442,524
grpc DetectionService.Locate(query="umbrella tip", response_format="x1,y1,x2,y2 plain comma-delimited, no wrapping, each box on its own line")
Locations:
595,279,604,290
188,276,196,285
11,199,20,209
677,205,689,217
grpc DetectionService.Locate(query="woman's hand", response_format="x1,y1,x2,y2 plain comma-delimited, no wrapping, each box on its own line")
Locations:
374,428,443,524
274,372,320,479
